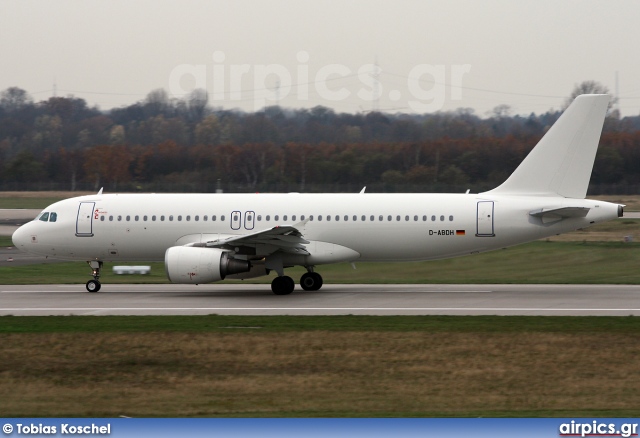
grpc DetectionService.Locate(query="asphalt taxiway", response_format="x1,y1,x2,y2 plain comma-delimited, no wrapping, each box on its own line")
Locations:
1,283,639,316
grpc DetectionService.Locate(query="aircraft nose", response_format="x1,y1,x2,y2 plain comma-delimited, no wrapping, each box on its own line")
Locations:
12,223,31,249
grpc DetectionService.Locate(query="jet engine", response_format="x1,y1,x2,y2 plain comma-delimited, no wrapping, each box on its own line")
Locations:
165,246,250,284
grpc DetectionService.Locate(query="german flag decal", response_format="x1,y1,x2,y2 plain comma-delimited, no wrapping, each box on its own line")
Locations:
456,230,466,236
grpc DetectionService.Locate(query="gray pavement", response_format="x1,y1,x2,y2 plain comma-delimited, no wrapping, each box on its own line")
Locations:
1,283,639,316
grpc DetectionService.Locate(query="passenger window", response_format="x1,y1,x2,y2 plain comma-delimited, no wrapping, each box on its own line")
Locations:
203,215,207,221
283,215,287,221
152,215,156,221
292,215,296,221
221,215,225,221
178,215,182,221
318,215,323,221
449,215,454,221
388,215,392,221
135,215,139,221
100,215,105,221
109,215,113,222
212,215,216,221
431,215,436,221
370,215,374,221
301,215,305,220
440,215,445,221
414,215,418,221
423,215,427,221
118,215,122,221
126,215,131,221
396,215,400,221
327,216,331,222
266,215,271,221
308,215,313,221
257,215,262,221
39,212,49,222
50,212,57,222
169,215,173,221
195,215,199,221
186,216,191,221
161,215,165,221
143,215,148,221
275,215,279,221
379,215,383,221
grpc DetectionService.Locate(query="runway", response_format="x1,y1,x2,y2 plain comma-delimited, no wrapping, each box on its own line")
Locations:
1,283,639,316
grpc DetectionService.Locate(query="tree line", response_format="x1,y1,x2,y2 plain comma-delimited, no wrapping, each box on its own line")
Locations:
1,86,639,193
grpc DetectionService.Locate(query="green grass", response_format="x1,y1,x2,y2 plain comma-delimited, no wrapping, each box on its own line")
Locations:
0,197,66,209
1,314,640,333
2,241,640,285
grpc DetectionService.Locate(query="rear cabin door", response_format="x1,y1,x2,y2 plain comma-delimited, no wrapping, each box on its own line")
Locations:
476,201,495,237
76,202,95,237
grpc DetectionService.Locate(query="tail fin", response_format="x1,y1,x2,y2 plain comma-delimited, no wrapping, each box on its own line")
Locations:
483,94,610,198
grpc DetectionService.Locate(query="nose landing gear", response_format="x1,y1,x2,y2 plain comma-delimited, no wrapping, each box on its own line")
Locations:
86,260,102,292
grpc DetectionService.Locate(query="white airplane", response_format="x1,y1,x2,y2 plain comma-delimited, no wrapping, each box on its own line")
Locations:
12,94,624,295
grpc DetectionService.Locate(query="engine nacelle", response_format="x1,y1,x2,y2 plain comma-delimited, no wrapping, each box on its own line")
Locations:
165,246,251,284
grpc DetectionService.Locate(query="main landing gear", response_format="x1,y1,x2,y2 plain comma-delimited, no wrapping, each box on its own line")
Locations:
86,260,102,292
270,270,324,295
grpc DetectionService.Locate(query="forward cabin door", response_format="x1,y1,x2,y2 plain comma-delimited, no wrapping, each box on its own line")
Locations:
76,202,96,237
476,201,495,237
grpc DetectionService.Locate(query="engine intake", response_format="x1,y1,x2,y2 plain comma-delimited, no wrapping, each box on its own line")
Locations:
165,246,251,284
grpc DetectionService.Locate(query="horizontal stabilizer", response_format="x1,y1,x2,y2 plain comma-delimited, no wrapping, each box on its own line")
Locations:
529,206,590,223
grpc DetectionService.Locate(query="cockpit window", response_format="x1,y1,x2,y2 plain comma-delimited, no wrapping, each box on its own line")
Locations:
39,212,49,222
49,212,57,222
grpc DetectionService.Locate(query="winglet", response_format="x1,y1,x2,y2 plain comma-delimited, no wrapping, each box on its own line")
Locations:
483,94,610,198
97,187,103,195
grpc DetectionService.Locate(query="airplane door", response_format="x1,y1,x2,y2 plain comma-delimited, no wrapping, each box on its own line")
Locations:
231,211,241,230
476,201,495,237
244,211,255,230
76,202,95,237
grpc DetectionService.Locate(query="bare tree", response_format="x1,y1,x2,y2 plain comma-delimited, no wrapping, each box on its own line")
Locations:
0,87,33,112
564,80,617,111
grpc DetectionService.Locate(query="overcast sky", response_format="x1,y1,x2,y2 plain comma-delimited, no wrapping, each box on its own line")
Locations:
2,0,639,116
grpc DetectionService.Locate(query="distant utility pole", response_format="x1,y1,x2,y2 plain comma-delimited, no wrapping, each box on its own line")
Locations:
372,56,380,112
615,71,620,114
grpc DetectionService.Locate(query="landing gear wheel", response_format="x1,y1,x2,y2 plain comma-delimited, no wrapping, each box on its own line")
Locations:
300,272,323,291
86,260,103,292
86,279,101,293
271,276,295,295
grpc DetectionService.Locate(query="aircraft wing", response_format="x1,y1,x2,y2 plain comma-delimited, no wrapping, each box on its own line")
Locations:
202,225,311,255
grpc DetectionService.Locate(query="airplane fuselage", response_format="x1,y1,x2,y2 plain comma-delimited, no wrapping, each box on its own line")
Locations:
12,192,620,264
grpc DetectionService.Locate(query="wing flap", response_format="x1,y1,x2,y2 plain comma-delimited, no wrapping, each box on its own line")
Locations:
204,225,310,255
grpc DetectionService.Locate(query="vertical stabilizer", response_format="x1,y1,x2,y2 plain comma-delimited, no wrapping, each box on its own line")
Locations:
483,94,610,198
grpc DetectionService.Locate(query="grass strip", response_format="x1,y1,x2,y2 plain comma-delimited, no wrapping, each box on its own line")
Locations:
3,241,640,284
2,314,640,333
1,316,640,417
